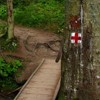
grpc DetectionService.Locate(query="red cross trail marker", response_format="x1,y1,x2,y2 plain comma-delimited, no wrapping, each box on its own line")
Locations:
71,32,82,44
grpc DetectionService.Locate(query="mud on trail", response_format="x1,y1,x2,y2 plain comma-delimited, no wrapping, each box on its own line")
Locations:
5,26,61,83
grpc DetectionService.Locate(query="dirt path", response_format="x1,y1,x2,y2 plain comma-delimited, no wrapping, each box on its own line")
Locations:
14,26,59,42
14,26,60,58
12,26,61,83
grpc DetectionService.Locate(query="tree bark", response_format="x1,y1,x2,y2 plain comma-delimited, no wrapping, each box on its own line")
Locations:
87,0,100,99
7,0,14,39
58,0,99,100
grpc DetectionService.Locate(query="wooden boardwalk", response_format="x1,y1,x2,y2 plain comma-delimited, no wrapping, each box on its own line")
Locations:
14,59,61,100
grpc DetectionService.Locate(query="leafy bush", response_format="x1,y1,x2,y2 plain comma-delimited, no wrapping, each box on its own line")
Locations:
0,57,22,77
0,57,22,93
0,0,64,32
14,1,64,31
14,0,32,7
0,5,7,20
0,77,19,92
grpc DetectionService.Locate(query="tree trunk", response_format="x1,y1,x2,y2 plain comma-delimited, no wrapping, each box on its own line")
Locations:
7,0,14,39
58,0,99,100
88,0,100,99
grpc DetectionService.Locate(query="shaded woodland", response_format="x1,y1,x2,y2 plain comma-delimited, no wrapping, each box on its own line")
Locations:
0,0,100,100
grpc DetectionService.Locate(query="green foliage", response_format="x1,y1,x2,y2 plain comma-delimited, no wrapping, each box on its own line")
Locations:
0,5,7,20
0,0,6,4
14,0,32,7
0,21,16,50
0,57,22,77
0,0,64,32
0,21,17,51
0,21,7,37
0,37,18,51
14,0,64,31
0,57,22,93
0,77,18,92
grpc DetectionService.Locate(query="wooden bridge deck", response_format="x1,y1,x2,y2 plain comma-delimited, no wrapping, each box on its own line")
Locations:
14,59,61,100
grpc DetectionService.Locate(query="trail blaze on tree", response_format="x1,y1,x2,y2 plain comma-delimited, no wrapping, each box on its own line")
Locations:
70,15,81,31
7,0,14,39
58,0,100,100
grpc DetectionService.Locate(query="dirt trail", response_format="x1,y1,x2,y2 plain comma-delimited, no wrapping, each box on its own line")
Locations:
14,26,59,42
12,26,61,83
14,26,60,58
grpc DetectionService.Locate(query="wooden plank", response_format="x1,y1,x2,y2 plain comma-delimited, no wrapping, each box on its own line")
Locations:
21,87,54,96
14,59,61,100
18,94,52,100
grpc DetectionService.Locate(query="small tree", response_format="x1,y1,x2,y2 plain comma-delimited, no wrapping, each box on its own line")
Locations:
7,0,14,39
